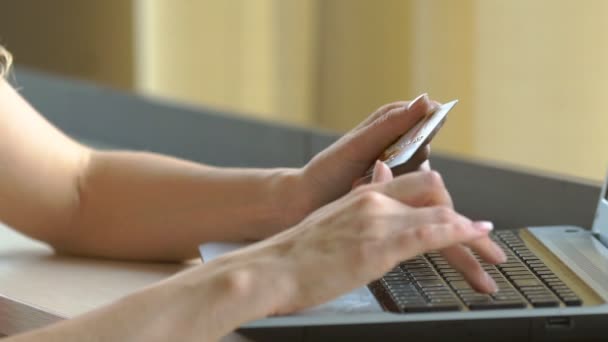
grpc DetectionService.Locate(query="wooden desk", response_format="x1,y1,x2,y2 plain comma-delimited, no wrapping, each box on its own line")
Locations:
0,224,253,341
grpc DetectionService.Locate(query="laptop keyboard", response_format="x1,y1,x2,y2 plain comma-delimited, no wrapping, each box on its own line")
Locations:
369,230,583,312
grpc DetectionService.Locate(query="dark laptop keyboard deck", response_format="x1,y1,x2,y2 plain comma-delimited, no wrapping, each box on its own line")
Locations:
369,230,583,312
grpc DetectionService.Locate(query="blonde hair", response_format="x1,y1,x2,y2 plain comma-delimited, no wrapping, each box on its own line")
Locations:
0,45,12,78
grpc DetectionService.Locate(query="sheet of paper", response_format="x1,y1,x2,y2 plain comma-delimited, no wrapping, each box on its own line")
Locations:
199,242,383,315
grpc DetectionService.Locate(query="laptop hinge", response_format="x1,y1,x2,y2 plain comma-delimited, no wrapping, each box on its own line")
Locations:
592,231,608,249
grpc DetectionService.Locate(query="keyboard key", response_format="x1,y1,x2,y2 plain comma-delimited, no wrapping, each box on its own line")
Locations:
408,271,437,276
432,260,449,266
417,280,446,288
455,289,477,296
410,274,435,279
469,300,526,310
505,270,536,276
400,303,461,312
494,287,519,293
513,279,542,288
403,264,431,269
509,275,537,280
413,277,442,283
374,230,587,313
519,285,546,292
529,297,560,307
500,267,529,272
401,260,428,265
555,289,576,296
423,290,453,297
441,273,463,278
395,298,426,307
390,287,422,296
498,262,525,267
428,295,458,301
561,296,582,306
523,290,553,297
389,289,419,296
493,294,523,301
445,276,465,282
450,281,473,290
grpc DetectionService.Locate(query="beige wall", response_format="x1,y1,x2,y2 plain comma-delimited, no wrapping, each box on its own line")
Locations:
314,0,412,130
0,0,134,89
2,0,607,180
136,0,319,125
409,0,475,157
474,0,608,180
133,0,479,164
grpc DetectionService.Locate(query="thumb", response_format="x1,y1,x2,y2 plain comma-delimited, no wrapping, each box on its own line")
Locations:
371,160,393,183
350,94,438,168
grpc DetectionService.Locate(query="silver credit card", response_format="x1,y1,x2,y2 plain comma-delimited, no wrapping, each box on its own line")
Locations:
359,99,458,182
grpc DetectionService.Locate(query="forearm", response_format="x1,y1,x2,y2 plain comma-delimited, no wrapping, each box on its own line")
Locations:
55,150,309,261
7,246,291,342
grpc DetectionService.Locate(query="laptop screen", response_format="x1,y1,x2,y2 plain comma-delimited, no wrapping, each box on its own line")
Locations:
592,170,608,240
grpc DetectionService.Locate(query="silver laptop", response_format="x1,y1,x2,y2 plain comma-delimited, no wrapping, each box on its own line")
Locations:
200,172,608,341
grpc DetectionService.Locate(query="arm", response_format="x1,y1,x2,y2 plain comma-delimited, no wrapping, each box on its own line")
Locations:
1,81,505,340
8,165,498,342
59,152,303,260
0,80,306,261
7,249,289,342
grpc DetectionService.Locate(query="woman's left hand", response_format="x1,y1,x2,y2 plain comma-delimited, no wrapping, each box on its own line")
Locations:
294,93,438,222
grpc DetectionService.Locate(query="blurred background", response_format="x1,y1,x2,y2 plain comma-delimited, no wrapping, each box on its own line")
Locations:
1,0,607,180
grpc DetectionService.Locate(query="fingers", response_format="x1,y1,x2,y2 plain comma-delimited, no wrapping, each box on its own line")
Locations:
383,206,496,291
390,144,431,175
390,214,493,260
418,160,431,171
403,206,504,293
466,235,507,264
351,160,394,188
355,101,409,130
440,245,498,293
417,144,431,162
371,160,393,183
418,145,432,171
369,170,453,208
361,170,504,294
439,234,507,294
348,94,438,168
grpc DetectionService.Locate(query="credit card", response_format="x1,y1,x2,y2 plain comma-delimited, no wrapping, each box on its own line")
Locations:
355,99,458,185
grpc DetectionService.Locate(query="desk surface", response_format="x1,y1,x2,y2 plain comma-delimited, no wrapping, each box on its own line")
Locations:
0,224,253,341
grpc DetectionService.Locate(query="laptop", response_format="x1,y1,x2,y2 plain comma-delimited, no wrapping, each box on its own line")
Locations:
200,172,608,341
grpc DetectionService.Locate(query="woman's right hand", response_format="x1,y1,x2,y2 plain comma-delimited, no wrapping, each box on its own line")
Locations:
255,165,499,315
14,164,503,342
210,163,505,324
154,163,506,341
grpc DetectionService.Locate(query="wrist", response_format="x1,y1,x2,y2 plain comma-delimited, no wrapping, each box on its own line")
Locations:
163,245,296,339
272,168,315,229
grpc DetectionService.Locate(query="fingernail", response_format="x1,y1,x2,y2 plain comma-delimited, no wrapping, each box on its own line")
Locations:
371,160,392,183
473,221,494,232
484,272,498,293
407,93,429,111
494,244,507,264
371,160,383,183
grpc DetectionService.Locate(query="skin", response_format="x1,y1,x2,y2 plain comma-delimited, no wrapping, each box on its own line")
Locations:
0,81,505,341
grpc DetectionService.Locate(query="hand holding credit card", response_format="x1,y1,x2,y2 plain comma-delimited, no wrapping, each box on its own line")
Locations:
354,100,458,186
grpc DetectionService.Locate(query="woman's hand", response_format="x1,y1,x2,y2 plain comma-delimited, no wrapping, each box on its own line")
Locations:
290,93,438,227
206,165,505,331
268,169,501,314
11,164,504,342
